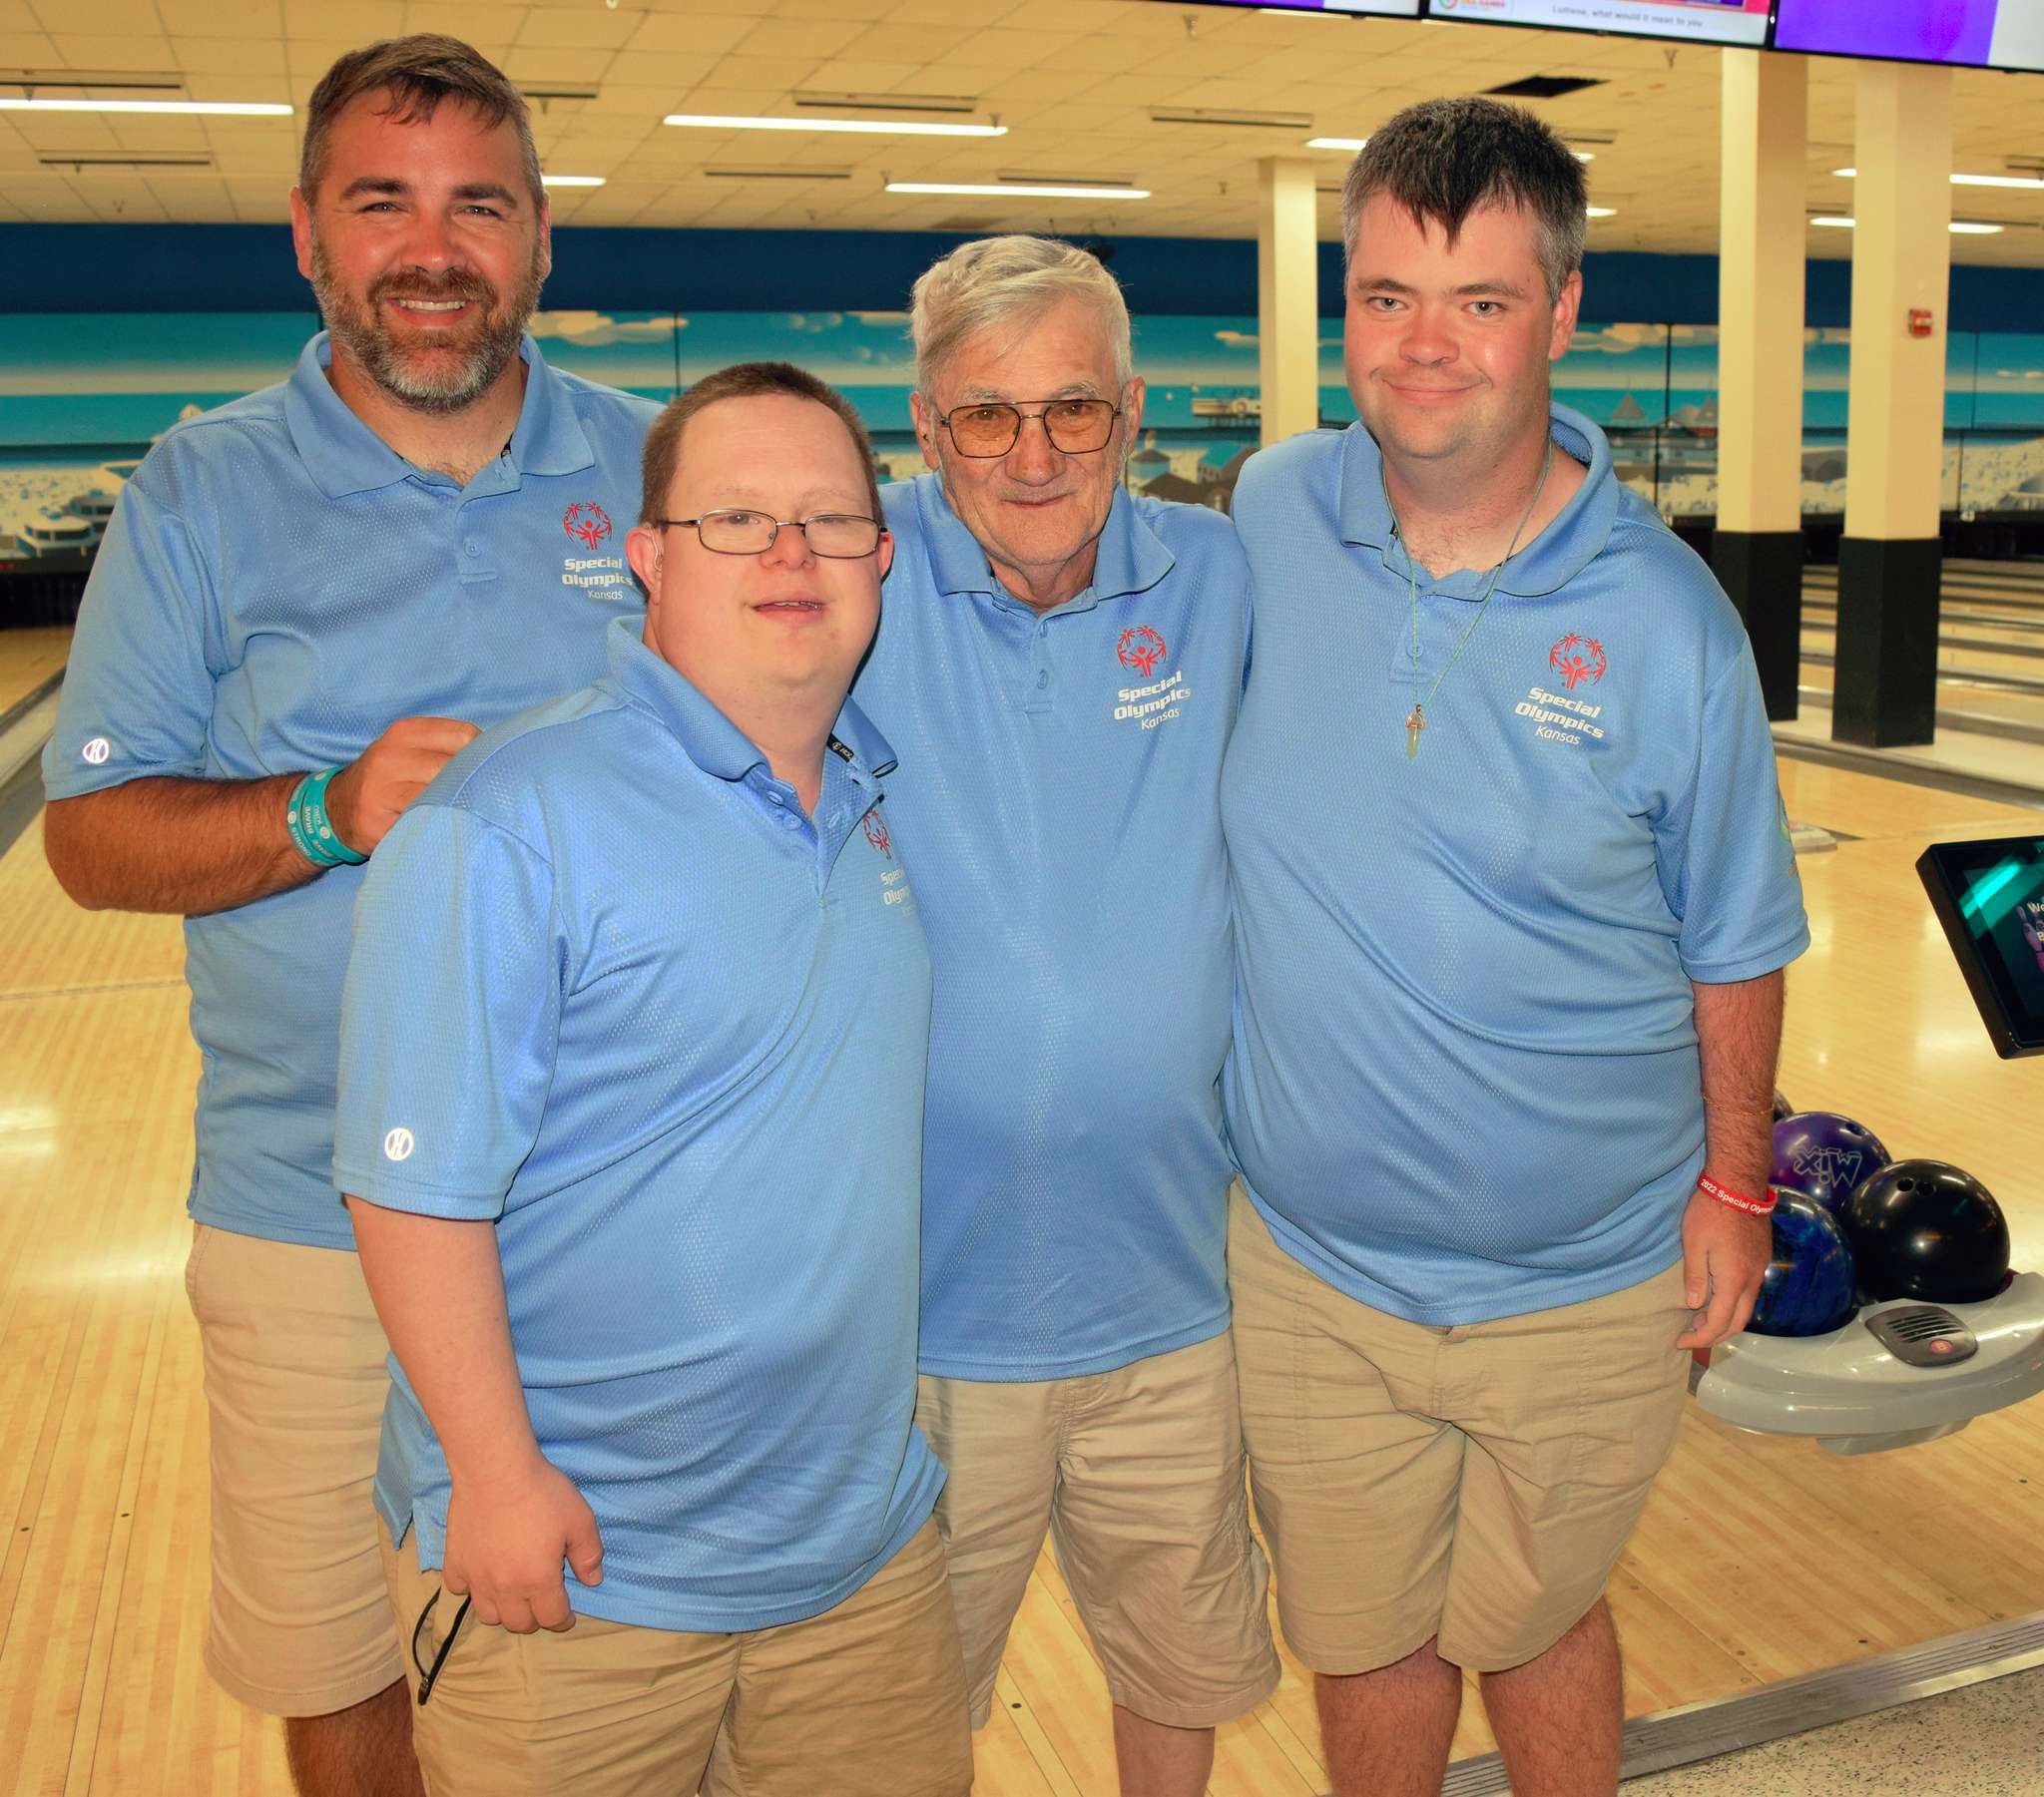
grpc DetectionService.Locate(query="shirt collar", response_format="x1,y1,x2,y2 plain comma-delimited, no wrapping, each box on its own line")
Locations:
602,616,897,784
1333,402,1620,600
913,474,1176,609
282,331,594,500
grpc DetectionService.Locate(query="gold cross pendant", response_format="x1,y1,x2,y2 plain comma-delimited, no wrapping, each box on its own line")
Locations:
1405,703,1425,759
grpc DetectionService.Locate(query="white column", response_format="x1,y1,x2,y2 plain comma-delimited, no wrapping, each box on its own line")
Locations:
1257,156,1318,449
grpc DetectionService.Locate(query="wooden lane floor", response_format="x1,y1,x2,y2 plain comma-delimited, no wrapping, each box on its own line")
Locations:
0,628,72,722
5,763,2044,1794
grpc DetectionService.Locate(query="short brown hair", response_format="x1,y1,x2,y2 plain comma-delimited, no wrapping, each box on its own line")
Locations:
1341,97,1587,300
640,362,883,528
299,36,543,212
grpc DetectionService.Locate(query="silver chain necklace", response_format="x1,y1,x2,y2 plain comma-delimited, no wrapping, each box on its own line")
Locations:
1386,436,1554,759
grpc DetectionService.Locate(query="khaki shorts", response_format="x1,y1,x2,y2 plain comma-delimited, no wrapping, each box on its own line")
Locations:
185,1222,403,1716
914,1330,1279,1730
1230,1191,1690,1675
381,1517,971,1797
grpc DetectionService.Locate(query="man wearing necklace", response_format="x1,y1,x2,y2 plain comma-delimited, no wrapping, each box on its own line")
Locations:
41,37,653,1795
1221,98,1808,1797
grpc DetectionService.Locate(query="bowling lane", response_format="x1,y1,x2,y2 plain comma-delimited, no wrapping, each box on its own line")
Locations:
0,624,70,718
1776,754,2040,841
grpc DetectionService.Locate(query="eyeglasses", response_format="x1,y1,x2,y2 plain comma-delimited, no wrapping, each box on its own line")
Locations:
934,398,1121,458
653,509,883,558
410,1587,471,1708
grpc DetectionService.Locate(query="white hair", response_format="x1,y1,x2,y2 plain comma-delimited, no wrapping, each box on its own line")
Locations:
910,234,1133,396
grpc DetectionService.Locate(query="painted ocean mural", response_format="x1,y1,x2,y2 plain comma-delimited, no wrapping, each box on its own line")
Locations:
7,308,2044,567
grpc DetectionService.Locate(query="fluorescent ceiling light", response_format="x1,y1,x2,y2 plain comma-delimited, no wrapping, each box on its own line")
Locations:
1586,206,1617,218
1833,166,2044,191
887,181,1150,199
1307,136,1367,151
1810,215,2003,233
0,97,290,116
665,112,1004,138
542,175,605,188
1573,151,1595,162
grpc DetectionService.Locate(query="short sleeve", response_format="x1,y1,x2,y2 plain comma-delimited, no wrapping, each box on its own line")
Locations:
334,803,563,1218
1655,641,1811,983
41,472,219,799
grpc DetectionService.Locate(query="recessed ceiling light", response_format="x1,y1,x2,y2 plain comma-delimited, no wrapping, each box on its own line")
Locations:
1574,151,1595,163
0,97,290,116
1306,137,1367,152
1810,215,2004,233
1833,166,2044,191
1586,206,1617,219
542,175,605,188
665,112,1004,138
886,181,1150,200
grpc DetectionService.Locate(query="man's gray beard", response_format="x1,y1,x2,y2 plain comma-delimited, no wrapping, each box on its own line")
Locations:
310,238,542,417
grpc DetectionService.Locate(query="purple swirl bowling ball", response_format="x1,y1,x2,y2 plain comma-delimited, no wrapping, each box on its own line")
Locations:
1770,1112,1890,1218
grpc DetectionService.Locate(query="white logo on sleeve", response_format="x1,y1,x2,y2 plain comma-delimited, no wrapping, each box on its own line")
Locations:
382,1127,416,1162
82,736,111,764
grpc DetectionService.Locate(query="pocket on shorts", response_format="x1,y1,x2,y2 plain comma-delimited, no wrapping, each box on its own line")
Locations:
184,1222,216,1313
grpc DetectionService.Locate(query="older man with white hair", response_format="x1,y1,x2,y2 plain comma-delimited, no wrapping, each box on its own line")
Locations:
850,235,1278,1797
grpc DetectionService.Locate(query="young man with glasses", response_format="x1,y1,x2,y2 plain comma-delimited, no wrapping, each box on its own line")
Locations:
334,361,970,1796
851,234,1277,1797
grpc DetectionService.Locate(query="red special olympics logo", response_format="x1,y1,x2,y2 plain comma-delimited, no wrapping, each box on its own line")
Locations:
563,502,613,549
1548,633,1608,689
862,811,892,857
1117,626,1167,678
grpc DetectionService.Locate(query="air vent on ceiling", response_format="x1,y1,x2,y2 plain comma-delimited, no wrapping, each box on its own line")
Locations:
796,90,980,115
996,171,1135,189
517,85,598,103
1484,76,1605,100
39,153,213,169
1150,106,1313,130
705,165,853,181
1562,130,1617,147
1,68,185,91
2006,155,2044,174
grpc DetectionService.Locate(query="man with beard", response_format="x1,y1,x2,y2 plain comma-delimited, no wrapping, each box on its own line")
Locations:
41,36,655,1797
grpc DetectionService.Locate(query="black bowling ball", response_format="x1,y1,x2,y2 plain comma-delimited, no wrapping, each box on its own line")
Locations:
1840,1159,2011,1305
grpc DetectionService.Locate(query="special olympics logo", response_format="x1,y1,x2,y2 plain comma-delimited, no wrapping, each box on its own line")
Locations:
1117,626,1168,678
1548,634,1608,689
862,811,892,858
81,735,111,764
382,1127,416,1162
563,502,613,549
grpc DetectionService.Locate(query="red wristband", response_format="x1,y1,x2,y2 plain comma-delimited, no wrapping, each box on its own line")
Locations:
1698,1173,1777,1216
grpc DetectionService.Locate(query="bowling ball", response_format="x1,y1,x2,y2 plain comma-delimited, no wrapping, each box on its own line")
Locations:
1748,1190,1857,1337
1842,1160,2011,1304
1772,1089,1795,1123
1770,1112,1890,1217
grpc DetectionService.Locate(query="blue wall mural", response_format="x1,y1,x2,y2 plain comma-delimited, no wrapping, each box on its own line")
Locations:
7,308,2044,568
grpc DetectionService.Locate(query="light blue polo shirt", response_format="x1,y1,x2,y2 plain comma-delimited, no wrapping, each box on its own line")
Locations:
1222,407,1808,1326
43,333,655,1251
334,618,942,1632
854,474,1249,1381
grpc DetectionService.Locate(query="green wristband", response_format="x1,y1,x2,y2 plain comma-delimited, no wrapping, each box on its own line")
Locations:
285,766,367,869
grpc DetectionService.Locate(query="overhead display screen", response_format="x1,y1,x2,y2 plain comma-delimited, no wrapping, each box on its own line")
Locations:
1185,0,1423,13
1423,0,1769,45
1774,0,2044,71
